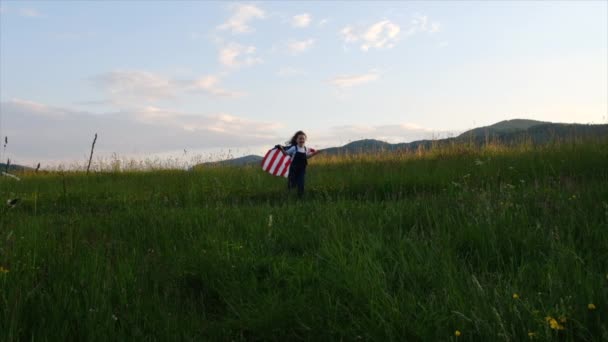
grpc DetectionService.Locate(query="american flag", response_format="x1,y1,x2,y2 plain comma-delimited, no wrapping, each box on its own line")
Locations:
261,146,316,178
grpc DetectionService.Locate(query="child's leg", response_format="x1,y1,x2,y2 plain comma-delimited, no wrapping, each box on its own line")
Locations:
296,169,305,198
287,168,296,190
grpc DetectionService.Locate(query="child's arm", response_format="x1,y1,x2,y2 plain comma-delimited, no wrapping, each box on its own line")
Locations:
281,145,295,156
306,149,322,159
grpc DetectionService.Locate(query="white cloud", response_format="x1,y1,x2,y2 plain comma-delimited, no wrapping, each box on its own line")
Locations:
341,15,440,51
430,22,441,33
219,43,262,68
287,39,315,54
340,26,359,43
19,8,42,17
318,18,330,27
276,67,305,77
329,70,380,88
361,20,400,51
3,98,68,118
0,99,457,166
132,107,281,135
217,4,265,34
192,75,245,97
90,70,243,105
404,14,441,36
92,71,175,102
340,20,400,51
292,13,312,28
0,99,281,164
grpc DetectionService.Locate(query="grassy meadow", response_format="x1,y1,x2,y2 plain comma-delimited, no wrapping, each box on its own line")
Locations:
1,140,607,341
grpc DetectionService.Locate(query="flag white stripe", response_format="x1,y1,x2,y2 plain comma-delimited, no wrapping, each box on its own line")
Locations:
268,153,283,174
261,147,295,178
275,156,289,176
262,149,278,170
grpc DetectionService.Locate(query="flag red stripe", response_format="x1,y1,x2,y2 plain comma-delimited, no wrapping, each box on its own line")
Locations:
264,149,281,172
280,158,292,177
271,155,282,175
263,149,279,171
261,150,270,167
273,155,288,175
261,150,271,169
260,147,301,178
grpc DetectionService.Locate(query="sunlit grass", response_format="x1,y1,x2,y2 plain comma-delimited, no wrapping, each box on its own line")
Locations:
0,139,607,340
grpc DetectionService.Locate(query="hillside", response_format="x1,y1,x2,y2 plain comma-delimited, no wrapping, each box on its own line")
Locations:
1,141,607,340
320,139,394,155
198,154,263,168
0,163,32,172
457,119,548,137
322,121,608,156
195,120,607,164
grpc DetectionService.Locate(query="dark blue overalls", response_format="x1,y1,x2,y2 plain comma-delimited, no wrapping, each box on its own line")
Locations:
288,146,307,198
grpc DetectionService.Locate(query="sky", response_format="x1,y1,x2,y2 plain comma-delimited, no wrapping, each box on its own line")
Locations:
0,0,607,167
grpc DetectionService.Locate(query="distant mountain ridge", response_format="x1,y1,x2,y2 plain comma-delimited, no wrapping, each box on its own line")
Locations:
195,119,607,167
201,154,264,167
458,119,548,137
0,163,32,172
320,120,608,156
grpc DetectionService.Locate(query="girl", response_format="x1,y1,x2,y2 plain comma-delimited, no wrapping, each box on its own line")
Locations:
279,131,321,198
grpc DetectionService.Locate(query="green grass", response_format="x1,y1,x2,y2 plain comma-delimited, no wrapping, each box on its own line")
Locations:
1,141,607,341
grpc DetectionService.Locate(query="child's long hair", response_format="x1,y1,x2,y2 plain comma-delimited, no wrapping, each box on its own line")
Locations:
286,131,306,146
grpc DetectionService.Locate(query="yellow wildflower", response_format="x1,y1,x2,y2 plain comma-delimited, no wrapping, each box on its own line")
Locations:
545,316,565,330
512,293,519,299
0,266,8,274
454,330,461,337
588,303,596,310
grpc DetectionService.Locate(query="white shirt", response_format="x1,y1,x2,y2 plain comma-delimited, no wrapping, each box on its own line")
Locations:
284,145,313,158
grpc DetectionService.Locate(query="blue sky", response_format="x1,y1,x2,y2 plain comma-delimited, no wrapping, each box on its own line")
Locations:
0,1,606,166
